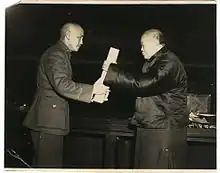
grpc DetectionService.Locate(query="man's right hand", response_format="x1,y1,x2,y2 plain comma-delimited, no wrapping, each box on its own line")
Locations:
91,77,110,103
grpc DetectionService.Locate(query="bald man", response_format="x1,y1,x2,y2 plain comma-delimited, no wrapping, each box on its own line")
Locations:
103,29,189,168
23,23,109,168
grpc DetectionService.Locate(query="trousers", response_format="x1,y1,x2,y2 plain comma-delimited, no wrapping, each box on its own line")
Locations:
31,130,64,168
134,127,187,169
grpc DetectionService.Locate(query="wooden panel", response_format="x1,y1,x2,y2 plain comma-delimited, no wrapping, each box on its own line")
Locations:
63,133,104,168
187,141,216,169
103,134,117,168
115,136,134,168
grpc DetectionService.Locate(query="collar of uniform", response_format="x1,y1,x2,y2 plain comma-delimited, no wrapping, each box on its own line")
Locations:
56,40,71,60
57,40,71,53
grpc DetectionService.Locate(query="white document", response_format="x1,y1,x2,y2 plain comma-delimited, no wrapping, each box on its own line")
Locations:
99,47,120,83
93,47,120,103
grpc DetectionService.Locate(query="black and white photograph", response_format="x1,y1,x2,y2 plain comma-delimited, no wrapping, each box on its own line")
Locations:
5,3,216,170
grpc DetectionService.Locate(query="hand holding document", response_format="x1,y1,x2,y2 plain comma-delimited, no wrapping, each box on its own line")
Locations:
92,78,110,103
92,47,120,103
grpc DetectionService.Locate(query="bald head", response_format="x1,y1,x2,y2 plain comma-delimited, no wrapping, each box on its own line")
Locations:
60,23,84,52
140,29,165,60
60,23,83,40
141,29,164,45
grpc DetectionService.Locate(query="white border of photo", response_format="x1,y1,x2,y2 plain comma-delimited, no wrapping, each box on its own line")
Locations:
1,0,218,173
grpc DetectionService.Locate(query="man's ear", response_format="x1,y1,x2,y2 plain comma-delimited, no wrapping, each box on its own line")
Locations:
65,30,71,40
155,34,162,45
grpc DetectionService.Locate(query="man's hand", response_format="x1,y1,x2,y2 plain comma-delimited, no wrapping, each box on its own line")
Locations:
91,77,110,103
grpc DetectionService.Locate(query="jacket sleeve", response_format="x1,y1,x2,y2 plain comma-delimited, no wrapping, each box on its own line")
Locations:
43,51,94,103
103,59,177,97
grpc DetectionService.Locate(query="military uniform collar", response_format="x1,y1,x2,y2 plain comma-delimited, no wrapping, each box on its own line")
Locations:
57,40,71,53
57,40,71,59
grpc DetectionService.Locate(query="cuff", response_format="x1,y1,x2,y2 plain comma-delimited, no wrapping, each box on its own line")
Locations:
77,84,94,103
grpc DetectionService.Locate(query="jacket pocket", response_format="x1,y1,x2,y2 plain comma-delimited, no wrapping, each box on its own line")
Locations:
36,96,68,130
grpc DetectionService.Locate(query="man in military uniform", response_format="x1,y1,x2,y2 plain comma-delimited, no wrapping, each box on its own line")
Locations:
23,23,109,168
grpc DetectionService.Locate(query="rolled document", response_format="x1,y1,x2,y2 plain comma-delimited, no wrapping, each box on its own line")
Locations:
93,47,120,103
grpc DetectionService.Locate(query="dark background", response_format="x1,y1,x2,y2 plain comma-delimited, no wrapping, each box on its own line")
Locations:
5,4,216,117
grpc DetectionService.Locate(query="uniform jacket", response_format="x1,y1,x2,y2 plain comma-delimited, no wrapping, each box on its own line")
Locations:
104,46,189,129
23,41,93,135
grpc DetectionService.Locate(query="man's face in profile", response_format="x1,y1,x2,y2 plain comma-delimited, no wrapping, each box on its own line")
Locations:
68,27,84,52
140,34,158,60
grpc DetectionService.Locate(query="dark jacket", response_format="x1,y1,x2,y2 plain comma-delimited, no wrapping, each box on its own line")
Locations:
104,46,189,129
23,41,94,135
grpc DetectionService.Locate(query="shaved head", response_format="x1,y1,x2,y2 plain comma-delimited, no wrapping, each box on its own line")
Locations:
60,22,84,52
60,23,83,40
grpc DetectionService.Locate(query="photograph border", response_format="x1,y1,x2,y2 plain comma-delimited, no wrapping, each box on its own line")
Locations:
2,0,218,172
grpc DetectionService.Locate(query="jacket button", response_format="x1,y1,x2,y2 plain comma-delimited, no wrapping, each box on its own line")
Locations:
52,104,56,108
164,148,169,152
